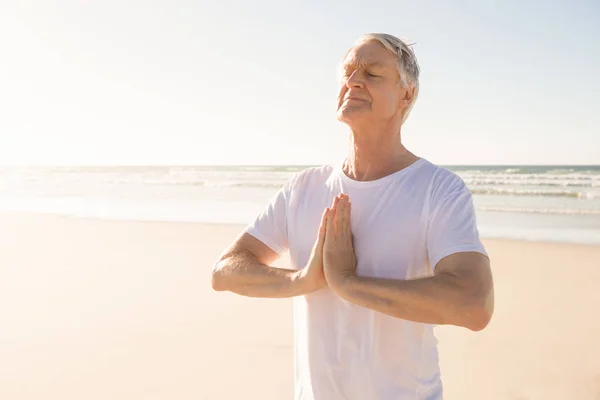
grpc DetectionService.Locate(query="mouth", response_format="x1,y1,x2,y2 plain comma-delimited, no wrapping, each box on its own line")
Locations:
344,97,368,102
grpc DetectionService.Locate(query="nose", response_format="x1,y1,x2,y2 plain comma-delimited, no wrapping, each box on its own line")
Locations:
345,70,364,88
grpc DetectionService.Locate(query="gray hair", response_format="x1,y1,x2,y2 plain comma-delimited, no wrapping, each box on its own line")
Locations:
342,33,421,124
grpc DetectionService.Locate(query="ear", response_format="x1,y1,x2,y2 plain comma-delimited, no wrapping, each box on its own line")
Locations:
398,84,416,109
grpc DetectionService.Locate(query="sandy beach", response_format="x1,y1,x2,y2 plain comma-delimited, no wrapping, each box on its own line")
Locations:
1,211,599,400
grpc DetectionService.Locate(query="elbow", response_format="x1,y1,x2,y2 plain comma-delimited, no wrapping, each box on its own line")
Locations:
211,272,225,291
211,261,228,292
465,308,492,332
463,291,495,332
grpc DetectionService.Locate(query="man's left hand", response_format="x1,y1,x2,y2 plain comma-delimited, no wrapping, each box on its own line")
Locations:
323,193,357,289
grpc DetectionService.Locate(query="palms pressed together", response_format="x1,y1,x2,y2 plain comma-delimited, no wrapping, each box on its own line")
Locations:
303,194,357,291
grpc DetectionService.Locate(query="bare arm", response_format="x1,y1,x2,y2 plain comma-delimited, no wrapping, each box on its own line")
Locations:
324,194,494,331
212,210,329,298
330,252,494,331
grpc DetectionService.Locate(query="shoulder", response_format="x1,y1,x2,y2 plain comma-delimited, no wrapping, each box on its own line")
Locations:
418,160,468,198
413,160,472,216
285,164,336,191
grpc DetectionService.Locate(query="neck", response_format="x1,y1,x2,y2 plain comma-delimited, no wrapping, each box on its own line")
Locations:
342,125,418,181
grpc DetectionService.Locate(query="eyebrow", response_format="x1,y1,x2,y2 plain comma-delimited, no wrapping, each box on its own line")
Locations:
343,61,386,70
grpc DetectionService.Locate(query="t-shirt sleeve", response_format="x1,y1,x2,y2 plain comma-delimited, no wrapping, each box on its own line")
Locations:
427,177,488,270
244,178,294,255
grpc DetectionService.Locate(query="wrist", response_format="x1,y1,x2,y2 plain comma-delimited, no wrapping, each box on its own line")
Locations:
292,268,317,294
328,271,357,294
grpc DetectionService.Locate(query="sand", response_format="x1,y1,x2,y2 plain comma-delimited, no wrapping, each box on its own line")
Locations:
0,211,599,399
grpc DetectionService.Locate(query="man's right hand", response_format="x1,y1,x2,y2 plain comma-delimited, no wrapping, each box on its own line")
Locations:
296,207,329,293
212,207,329,298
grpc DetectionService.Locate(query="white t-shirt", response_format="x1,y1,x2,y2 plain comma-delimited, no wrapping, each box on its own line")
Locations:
245,158,487,400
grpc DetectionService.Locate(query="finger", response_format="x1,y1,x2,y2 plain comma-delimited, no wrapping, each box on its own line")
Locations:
344,200,352,234
342,198,350,234
334,196,346,235
334,197,344,232
316,208,328,250
331,195,340,211
320,207,329,230
326,204,335,236
330,195,341,232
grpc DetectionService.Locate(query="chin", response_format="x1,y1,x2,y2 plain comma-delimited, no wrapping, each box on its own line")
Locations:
337,107,368,124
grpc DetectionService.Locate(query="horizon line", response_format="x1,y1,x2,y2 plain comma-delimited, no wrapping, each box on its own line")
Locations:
1,163,599,168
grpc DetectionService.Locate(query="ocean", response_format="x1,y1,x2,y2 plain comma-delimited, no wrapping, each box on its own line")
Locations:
1,164,599,244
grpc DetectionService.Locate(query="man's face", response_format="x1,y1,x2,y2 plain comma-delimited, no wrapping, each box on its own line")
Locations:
336,40,411,127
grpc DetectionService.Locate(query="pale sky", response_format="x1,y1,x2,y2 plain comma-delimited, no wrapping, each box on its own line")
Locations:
1,1,599,166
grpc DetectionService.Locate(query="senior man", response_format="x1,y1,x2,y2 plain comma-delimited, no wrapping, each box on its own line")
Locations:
212,33,494,400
